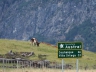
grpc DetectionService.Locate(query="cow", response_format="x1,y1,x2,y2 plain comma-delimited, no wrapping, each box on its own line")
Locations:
30,38,37,46
36,41,40,47
30,38,40,46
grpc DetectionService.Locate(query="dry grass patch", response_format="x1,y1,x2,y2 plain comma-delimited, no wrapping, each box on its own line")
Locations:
0,68,96,72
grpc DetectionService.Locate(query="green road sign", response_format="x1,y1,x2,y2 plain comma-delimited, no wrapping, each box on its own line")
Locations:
58,50,82,58
58,42,82,49
58,42,82,58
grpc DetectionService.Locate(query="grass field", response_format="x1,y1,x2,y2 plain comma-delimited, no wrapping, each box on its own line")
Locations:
0,68,96,72
0,39,96,69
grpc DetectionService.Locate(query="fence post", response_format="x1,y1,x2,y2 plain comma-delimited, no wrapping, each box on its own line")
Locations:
3,58,5,72
21,61,24,72
17,60,19,69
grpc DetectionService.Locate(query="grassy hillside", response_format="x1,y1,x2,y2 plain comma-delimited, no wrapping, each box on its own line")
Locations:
0,39,96,69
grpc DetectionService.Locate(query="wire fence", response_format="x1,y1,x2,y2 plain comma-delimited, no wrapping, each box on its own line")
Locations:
0,58,96,72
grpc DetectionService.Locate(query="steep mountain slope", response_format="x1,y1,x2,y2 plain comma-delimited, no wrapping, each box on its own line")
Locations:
0,0,96,52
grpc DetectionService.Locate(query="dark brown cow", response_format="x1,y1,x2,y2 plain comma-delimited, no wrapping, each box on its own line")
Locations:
36,41,40,47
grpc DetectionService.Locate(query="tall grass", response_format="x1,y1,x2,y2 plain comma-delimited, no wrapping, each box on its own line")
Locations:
0,68,96,72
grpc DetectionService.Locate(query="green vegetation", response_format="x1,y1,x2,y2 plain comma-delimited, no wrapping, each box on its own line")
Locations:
0,39,96,69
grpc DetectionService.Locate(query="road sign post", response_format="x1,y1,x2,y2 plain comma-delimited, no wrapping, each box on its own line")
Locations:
62,59,64,72
58,42,82,72
58,42,82,58
58,50,82,58
76,59,79,72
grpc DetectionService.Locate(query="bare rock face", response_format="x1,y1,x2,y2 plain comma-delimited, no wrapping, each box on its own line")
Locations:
0,0,96,52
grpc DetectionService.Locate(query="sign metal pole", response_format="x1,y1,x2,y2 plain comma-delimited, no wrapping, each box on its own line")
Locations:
58,42,82,72
76,59,79,72
62,59,64,72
